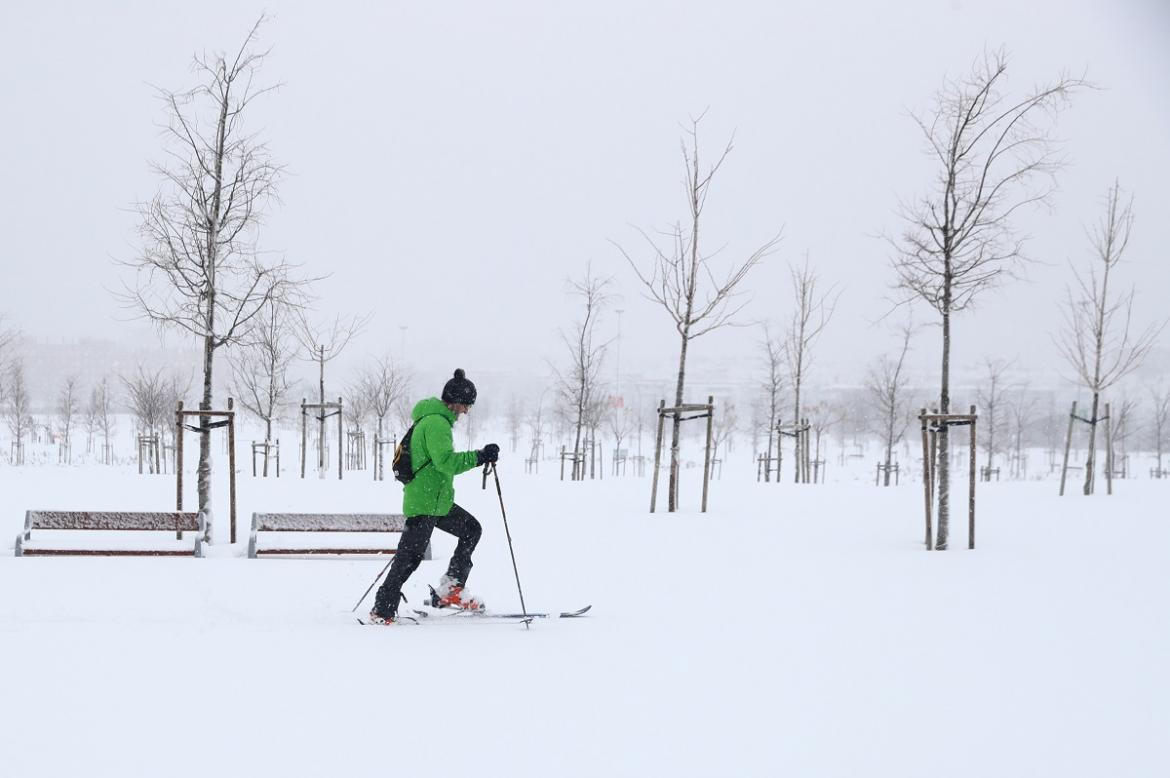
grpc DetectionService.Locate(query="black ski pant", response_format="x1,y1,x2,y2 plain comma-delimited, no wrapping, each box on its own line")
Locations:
373,504,481,617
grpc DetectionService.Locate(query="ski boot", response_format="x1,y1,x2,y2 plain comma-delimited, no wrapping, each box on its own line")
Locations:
367,609,398,626
429,575,485,611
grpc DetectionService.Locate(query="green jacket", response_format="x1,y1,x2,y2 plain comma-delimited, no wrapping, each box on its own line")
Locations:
402,397,479,517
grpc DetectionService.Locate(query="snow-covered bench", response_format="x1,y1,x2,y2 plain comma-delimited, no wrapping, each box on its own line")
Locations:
247,512,431,559
14,510,205,557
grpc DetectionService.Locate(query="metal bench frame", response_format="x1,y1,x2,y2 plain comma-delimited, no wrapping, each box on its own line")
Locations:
247,512,431,559
15,510,205,557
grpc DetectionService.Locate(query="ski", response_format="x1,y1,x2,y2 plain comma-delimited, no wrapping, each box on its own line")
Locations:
476,605,592,619
413,604,591,620
357,615,533,627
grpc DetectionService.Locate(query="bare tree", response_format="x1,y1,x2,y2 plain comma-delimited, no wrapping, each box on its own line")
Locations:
783,257,839,483
976,358,1014,478
5,359,33,465
92,377,116,464
614,116,780,510
1107,396,1137,479
1150,384,1170,477
806,399,845,480
462,395,486,451
229,299,296,474
712,399,737,462
56,376,79,464
296,311,367,473
344,383,369,429
1007,385,1039,479
759,324,786,481
553,265,611,481
161,370,194,451
890,51,1084,547
0,316,15,405
119,19,301,536
392,395,413,435
865,320,914,486
84,383,100,456
361,354,409,443
583,393,609,479
505,395,524,454
1056,182,1163,495
525,393,548,465
122,367,167,472
344,380,370,468
605,405,633,463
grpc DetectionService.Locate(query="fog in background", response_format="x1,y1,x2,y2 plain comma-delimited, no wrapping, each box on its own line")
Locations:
3,0,1168,405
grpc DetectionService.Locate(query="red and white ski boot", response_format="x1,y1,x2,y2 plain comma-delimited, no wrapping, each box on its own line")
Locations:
366,610,397,625
432,575,485,611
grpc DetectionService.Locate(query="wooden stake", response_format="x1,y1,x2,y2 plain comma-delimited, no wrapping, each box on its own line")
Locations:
701,396,714,513
175,402,184,535
920,409,932,550
968,404,977,550
228,397,237,544
1104,402,1113,496
1059,400,1076,496
300,399,307,479
650,400,666,513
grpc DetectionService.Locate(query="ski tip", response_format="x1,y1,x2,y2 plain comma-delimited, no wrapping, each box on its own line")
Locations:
559,605,592,618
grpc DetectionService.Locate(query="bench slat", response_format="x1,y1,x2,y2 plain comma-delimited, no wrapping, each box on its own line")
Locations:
248,512,426,560
252,513,408,533
255,548,401,556
27,511,201,532
16,511,205,558
19,548,201,557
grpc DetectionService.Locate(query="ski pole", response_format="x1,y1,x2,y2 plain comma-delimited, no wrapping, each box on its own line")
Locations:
483,461,529,627
351,558,394,612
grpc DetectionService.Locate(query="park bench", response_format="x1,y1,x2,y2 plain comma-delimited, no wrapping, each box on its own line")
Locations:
247,512,431,559
14,510,205,557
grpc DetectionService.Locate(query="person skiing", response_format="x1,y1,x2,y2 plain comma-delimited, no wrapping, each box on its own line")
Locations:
369,368,500,624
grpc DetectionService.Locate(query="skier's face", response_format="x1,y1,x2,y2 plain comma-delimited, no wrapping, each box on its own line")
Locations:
450,402,471,418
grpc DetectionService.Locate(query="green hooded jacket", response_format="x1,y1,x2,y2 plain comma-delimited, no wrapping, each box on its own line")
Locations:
402,397,479,517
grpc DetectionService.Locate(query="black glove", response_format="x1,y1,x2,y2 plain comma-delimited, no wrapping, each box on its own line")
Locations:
476,443,500,465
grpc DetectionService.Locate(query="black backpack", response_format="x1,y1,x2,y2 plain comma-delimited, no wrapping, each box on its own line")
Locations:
392,422,430,484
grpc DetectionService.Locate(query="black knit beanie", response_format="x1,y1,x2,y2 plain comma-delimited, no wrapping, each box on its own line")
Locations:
441,368,477,405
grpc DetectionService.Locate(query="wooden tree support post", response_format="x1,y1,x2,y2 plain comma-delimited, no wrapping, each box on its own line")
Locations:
1104,402,1113,497
299,397,345,480
968,404,977,550
252,441,280,478
920,409,932,550
701,395,714,513
650,398,715,513
1059,400,1077,496
919,406,978,551
300,399,308,479
176,399,238,544
649,400,666,513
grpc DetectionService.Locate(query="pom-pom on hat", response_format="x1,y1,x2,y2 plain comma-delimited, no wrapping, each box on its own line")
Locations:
441,368,477,406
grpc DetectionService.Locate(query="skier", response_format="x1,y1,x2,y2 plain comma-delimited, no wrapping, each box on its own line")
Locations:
368,368,500,625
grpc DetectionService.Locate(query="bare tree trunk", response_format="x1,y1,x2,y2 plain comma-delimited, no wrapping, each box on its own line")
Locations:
884,410,896,487
936,307,952,550
198,328,215,539
263,417,273,477
1083,391,1100,495
669,331,690,512
792,378,802,483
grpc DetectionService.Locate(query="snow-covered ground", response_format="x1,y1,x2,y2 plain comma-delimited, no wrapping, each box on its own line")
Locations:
1,449,1166,777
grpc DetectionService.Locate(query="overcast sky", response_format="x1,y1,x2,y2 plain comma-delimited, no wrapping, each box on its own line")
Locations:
2,0,1168,398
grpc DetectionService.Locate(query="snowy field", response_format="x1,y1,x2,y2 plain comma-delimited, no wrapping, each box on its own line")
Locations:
1,451,1167,778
